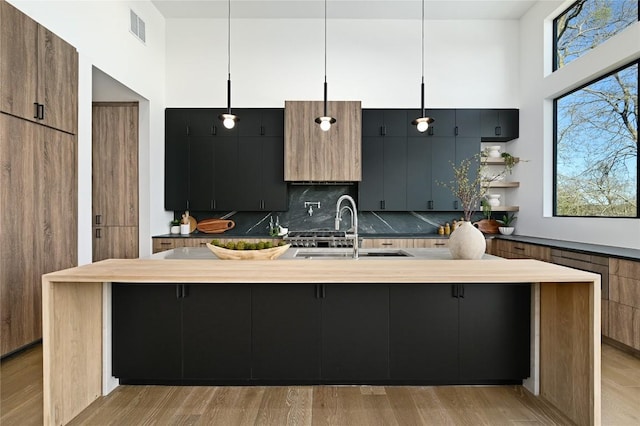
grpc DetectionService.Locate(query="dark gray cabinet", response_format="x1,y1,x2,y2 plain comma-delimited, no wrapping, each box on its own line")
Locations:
362,108,488,212
113,282,529,385
390,283,530,384
164,108,287,212
252,284,321,381
322,284,389,381
236,109,287,211
112,283,251,384
481,109,519,141
360,110,408,211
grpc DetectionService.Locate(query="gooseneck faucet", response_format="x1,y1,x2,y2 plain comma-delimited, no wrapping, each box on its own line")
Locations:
335,194,359,259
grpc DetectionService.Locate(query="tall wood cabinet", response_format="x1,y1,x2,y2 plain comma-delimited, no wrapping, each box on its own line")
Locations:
0,0,78,356
92,102,139,261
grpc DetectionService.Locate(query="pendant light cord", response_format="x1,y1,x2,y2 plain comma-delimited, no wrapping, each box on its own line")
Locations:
324,0,327,84
227,0,231,79
421,0,424,83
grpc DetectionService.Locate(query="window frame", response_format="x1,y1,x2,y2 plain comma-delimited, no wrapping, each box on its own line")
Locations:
553,59,640,218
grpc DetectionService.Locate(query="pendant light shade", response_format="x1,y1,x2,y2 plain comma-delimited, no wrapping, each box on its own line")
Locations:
412,0,434,133
315,0,336,131
218,0,238,129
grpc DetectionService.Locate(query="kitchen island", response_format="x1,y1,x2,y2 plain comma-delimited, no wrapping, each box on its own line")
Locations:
42,249,601,425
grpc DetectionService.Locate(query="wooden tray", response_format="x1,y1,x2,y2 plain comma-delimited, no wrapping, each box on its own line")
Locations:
206,243,290,260
197,218,235,234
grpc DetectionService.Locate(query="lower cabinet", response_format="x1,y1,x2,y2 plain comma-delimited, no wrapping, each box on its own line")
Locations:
112,283,251,384
113,282,530,384
390,283,530,383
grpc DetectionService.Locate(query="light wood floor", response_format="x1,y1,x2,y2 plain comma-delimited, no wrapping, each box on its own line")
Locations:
1,344,639,425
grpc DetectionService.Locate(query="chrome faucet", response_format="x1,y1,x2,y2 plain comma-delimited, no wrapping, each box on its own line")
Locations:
335,194,359,259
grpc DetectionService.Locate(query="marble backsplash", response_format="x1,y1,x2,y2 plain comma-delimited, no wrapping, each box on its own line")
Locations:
177,185,484,237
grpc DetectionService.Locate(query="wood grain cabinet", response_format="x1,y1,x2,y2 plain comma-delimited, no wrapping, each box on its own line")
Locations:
0,113,77,356
361,238,449,249
92,103,139,261
608,259,640,350
491,239,551,262
284,100,362,182
0,0,78,134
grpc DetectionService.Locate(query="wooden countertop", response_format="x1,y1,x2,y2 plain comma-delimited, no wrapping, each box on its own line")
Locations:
44,257,599,284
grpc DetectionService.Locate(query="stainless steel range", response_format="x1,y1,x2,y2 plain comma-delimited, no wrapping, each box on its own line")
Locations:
284,231,359,248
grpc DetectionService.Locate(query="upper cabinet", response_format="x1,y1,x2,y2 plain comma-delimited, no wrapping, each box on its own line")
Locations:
480,109,519,142
284,100,362,182
164,108,288,212
0,1,78,134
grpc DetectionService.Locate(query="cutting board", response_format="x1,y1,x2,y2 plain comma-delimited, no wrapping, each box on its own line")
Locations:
196,218,236,234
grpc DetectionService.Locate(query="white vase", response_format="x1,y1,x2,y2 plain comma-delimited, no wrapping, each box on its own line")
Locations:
170,225,180,234
487,145,501,158
180,224,190,235
448,221,486,260
486,193,501,207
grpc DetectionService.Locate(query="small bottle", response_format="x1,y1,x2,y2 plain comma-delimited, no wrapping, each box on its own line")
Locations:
438,225,445,235
452,220,458,231
444,223,451,235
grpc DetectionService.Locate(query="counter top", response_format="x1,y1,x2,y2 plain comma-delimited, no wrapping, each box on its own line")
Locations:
45,249,598,285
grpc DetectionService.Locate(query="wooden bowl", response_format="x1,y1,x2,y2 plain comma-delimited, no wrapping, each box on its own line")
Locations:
206,243,290,260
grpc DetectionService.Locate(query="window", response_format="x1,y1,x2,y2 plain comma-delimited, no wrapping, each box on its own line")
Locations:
553,0,638,71
554,61,639,217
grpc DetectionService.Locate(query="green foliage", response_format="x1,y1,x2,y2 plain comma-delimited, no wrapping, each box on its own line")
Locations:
500,213,517,227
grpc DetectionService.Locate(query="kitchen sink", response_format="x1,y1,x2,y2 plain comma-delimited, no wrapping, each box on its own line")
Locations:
292,249,412,259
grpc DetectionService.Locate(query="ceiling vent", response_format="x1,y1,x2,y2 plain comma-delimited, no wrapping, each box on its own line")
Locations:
130,9,146,44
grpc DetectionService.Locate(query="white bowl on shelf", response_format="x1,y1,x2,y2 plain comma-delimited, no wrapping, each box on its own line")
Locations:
499,226,514,235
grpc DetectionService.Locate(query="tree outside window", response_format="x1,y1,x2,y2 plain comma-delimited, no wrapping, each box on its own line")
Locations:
554,0,638,71
554,61,638,217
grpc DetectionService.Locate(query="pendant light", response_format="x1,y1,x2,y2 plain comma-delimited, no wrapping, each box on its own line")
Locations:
218,0,238,129
314,0,336,131
411,0,434,133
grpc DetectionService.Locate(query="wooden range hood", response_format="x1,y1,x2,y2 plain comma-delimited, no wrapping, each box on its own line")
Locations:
284,100,362,182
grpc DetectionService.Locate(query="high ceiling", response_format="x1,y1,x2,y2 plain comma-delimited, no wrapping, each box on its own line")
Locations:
151,0,539,20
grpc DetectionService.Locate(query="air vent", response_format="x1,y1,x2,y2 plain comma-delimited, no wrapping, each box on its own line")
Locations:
130,9,146,43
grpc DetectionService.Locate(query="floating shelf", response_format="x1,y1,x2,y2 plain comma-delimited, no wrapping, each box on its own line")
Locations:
481,157,520,165
481,181,520,188
489,206,519,212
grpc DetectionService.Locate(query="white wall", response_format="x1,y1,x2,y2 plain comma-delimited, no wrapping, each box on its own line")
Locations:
517,1,640,250
165,18,520,108
8,0,168,261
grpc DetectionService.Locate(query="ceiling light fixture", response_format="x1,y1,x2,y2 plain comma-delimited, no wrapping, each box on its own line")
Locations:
314,0,336,132
218,0,238,129
411,0,434,133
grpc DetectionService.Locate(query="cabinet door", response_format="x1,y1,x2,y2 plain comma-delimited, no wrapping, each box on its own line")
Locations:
236,136,262,210
454,137,481,213
498,109,519,140
187,109,216,211
481,109,519,141
382,136,407,210
261,136,287,211
407,109,456,137
259,108,284,137
459,284,531,381
322,284,389,380
182,284,251,380
362,109,384,137
92,103,138,226
164,109,189,210
212,135,238,211
37,24,78,134
455,109,481,137
93,226,138,261
359,136,385,210
390,285,458,381
112,284,182,382
430,136,457,210
407,135,431,211
381,109,406,137
252,284,321,380
0,2,39,121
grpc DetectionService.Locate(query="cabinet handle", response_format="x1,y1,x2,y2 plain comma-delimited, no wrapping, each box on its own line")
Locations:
160,242,172,246
260,125,265,136
95,214,102,225
428,200,434,210
381,243,393,246
182,284,188,298
321,284,326,299
176,284,182,299
186,200,190,209
452,284,458,298
495,126,501,136
212,125,217,135
514,246,525,251
459,284,465,298
34,102,39,119
212,199,216,210
434,242,446,246
380,125,386,136
428,126,434,136
454,200,459,210
38,104,44,120
455,126,459,136
315,284,320,299
95,228,101,239
186,125,190,136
